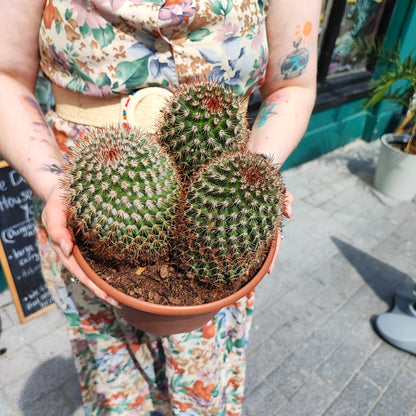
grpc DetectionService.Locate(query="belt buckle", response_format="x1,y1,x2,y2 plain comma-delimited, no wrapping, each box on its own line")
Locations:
120,87,173,133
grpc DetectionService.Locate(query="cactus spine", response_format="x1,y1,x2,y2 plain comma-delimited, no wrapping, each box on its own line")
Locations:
63,80,284,290
63,127,181,264
158,79,249,178
182,152,285,284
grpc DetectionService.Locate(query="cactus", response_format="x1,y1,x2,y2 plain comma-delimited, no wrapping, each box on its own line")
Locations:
62,127,181,264
157,79,249,178
180,152,285,284
63,80,285,293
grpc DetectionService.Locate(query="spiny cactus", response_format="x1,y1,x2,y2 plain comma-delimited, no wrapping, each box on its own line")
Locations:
157,79,249,178
180,152,285,284
62,127,181,264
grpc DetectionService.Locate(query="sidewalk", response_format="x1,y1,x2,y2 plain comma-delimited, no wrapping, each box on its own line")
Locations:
1,138,415,416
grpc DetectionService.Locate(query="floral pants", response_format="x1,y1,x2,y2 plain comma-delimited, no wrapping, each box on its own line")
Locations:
35,202,254,416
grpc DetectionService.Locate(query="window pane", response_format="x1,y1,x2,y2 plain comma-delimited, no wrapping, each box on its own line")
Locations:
327,0,388,78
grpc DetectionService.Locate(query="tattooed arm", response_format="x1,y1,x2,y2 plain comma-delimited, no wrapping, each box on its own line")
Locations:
248,0,320,166
248,0,320,272
0,0,119,306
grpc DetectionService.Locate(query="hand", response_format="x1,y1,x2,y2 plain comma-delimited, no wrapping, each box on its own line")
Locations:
267,189,294,274
41,187,120,308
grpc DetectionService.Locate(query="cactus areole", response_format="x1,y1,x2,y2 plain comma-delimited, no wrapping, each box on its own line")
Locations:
63,80,285,307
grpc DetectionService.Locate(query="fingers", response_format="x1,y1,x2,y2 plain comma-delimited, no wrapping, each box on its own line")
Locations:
283,189,294,219
51,240,120,308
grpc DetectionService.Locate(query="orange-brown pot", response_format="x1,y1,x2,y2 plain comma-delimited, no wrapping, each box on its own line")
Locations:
73,239,277,336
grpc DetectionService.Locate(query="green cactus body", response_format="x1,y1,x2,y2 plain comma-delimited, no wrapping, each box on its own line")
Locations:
158,79,249,178
182,152,285,284
63,127,181,264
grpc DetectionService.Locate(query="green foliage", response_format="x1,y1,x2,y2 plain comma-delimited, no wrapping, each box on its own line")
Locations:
158,79,249,178
63,127,181,264
355,38,416,151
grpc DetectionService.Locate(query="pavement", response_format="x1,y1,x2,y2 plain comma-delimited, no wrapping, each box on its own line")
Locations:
1,138,416,416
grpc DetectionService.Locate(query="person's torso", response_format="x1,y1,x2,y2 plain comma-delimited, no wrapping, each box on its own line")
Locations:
39,0,270,96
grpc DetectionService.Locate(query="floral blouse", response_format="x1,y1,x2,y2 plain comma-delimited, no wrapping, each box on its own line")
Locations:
39,0,270,97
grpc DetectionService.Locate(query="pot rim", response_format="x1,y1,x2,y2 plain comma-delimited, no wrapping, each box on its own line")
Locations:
380,133,416,156
73,237,277,316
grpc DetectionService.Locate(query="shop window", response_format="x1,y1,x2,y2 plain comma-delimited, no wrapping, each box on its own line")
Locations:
316,0,397,110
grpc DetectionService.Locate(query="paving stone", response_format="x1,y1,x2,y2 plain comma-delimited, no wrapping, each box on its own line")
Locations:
369,369,416,416
277,374,337,416
273,285,313,318
31,325,73,361
245,338,287,394
289,276,326,303
0,289,13,308
267,337,331,399
406,356,416,376
3,302,20,325
370,232,409,265
40,305,65,329
21,386,80,416
324,373,381,416
271,302,326,352
0,345,41,387
361,342,409,388
311,274,362,314
304,187,336,207
242,382,286,416
61,377,83,412
0,307,14,332
253,269,290,313
0,314,56,354
274,251,328,290
387,240,416,274
348,280,392,317
312,303,362,351
316,321,380,392
4,356,79,408
0,389,21,416
278,228,317,263
335,215,373,241
249,308,287,352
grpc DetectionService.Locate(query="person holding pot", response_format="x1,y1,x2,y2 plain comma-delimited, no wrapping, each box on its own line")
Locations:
0,1,320,414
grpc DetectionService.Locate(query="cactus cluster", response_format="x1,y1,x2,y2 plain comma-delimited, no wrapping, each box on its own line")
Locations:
63,80,284,286
63,127,181,264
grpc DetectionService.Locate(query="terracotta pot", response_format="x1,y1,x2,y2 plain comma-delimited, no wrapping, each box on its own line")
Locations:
73,238,277,336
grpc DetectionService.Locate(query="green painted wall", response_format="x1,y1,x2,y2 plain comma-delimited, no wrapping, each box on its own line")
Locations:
282,0,416,171
0,266,7,292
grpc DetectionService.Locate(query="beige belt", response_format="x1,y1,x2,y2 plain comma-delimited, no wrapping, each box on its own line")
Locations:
52,84,173,134
52,84,249,133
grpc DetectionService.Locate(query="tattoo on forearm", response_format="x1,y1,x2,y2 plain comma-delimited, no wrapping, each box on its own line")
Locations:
41,163,63,174
22,95,50,130
21,95,64,172
253,101,278,130
275,21,313,81
253,91,290,130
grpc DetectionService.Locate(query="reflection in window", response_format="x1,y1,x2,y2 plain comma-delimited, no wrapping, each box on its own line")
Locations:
327,0,388,78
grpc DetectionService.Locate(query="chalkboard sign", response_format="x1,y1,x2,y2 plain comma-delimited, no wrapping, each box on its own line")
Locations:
0,160,55,322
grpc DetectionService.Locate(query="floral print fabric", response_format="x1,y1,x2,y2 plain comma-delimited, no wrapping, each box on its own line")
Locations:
36,0,269,414
39,0,269,95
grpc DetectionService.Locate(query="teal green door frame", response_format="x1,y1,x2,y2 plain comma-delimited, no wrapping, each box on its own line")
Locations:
282,0,416,171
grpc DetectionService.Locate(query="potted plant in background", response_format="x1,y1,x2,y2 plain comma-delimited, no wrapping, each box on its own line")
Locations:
356,38,416,200
64,80,284,335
